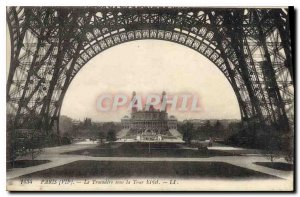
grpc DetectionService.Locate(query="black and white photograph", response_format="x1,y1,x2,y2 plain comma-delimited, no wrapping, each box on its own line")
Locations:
5,5,294,191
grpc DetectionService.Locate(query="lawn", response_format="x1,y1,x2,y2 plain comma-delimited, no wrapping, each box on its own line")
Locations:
18,160,279,179
62,142,237,158
7,160,51,169
254,162,294,171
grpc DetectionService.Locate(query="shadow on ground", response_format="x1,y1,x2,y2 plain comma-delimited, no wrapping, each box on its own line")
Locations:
7,160,51,169
254,162,294,171
62,142,239,158
17,160,280,179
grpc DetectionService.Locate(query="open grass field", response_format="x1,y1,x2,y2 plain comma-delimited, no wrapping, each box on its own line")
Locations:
254,162,294,171
18,160,279,179
62,142,237,158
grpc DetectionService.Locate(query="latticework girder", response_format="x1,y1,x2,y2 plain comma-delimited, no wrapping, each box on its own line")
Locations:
6,7,294,134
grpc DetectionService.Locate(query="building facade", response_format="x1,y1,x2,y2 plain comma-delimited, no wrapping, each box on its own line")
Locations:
121,92,178,140
121,107,178,132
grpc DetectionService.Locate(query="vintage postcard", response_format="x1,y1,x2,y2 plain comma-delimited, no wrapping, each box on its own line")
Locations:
6,6,294,191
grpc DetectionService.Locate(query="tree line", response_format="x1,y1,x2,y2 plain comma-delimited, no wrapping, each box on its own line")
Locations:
179,120,234,145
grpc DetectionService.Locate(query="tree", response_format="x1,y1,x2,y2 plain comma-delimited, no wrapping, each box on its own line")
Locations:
227,122,242,137
182,122,194,145
98,132,106,144
27,130,44,160
59,115,74,135
264,130,282,162
9,129,27,167
106,129,117,142
197,120,212,138
213,120,224,138
9,129,44,167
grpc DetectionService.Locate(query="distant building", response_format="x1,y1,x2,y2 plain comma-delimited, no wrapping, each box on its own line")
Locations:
121,115,131,129
168,115,177,129
83,118,92,127
136,132,163,141
121,91,178,141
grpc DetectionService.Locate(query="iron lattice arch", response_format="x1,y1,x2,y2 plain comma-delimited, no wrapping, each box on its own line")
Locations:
7,7,294,133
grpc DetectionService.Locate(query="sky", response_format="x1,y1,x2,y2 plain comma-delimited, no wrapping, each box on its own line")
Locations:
60,40,241,122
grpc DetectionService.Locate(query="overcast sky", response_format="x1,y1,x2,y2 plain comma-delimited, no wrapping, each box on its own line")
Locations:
60,40,241,122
